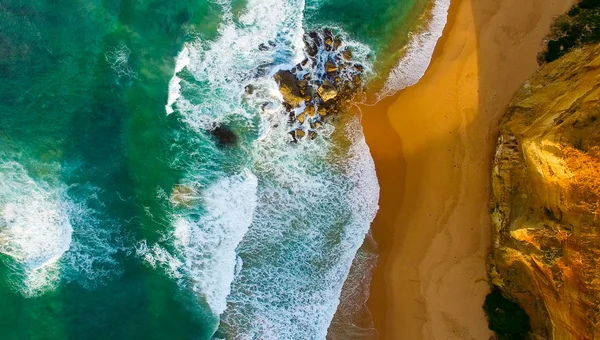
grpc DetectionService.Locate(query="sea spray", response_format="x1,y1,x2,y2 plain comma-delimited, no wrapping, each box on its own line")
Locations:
0,161,72,296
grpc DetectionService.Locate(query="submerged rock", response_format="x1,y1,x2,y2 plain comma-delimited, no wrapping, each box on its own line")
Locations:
210,125,238,147
171,184,199,208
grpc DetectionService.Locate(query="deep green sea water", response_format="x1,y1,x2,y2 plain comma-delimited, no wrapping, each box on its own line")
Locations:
0,0,431,338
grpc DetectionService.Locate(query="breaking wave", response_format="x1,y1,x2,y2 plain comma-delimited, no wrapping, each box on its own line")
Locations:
0,161,72,296
380,0,450,96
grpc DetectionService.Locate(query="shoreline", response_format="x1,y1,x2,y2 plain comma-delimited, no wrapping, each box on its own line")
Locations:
361,0,575,338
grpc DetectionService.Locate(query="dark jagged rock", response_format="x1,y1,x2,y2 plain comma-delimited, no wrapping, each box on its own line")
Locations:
258,43,269,51
254,64,270,78
325,61,338,73
343,49,352,61
333,38,342,51
317,79,337,102
303,32,320,57
245,84,254,94
270,28,366,142
323,28,333,42
297,112,306,124
274,70,304,107
282,102,293,112
324,36,333,52
210,125,238,147
297,79,307,89
289,130,297,142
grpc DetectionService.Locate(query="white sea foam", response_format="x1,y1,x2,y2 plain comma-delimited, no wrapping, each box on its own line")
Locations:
165,0,306,129
163,0,381,337
139,170,258,315
213,108,379,339
0,161,72,296
380,0,451,97
59,184,126,288
105,42,136,80
166,46,190,115
174,170,258,315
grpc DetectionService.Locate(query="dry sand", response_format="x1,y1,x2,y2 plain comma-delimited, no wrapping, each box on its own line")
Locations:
361,0,575,338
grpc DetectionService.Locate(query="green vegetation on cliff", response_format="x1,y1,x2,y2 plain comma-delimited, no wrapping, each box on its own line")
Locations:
483,288,531,340
541,0,600,63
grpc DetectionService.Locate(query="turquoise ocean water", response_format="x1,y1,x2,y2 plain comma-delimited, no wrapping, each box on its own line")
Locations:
0,0,431,338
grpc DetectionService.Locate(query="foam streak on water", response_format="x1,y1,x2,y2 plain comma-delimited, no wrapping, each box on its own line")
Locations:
380,0,450,96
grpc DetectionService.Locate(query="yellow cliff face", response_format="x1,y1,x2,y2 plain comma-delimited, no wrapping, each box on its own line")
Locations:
489,43,600,340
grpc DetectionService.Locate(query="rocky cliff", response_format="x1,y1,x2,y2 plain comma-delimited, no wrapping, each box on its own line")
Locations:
488,43,600,339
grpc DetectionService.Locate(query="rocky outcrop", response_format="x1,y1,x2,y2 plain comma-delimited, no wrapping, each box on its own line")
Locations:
273,70,304,107
488,43,600,340
271,29,365,142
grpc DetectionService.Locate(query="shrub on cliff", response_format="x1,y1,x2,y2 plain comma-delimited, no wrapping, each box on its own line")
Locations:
540,0,600,63
483,287,531,340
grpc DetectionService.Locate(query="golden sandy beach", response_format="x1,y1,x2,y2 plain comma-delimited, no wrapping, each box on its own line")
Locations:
362,0,575,338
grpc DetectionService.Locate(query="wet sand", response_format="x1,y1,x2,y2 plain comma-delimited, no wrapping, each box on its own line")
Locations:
361,0,575,338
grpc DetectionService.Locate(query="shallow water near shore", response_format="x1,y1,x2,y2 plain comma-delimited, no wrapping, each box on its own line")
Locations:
0,0,436,338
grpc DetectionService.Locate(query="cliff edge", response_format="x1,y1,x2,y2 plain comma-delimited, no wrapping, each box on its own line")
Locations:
488,42,600,339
